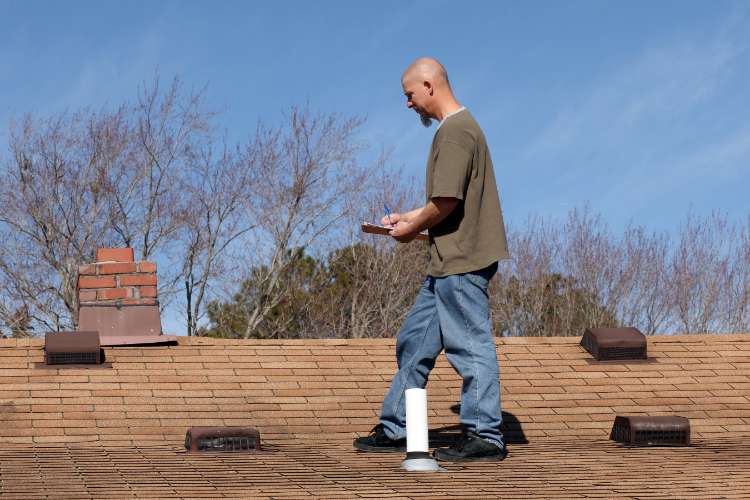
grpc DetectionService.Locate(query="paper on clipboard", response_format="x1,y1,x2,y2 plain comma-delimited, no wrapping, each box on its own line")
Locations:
361,222,429,241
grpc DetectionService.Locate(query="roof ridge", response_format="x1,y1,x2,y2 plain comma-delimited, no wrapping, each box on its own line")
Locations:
2,332,748,349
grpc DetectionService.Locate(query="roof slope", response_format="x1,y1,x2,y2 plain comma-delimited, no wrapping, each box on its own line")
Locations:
2,334,749,445
1,334,749,499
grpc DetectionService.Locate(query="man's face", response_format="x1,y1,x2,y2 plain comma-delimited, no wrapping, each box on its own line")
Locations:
402,75,433,127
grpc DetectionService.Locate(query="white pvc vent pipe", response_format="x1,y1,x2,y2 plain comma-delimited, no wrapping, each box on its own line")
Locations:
401,388,444,472
405,388,429,452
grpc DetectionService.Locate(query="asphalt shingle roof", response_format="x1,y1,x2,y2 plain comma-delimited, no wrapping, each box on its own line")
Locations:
1,333,749,498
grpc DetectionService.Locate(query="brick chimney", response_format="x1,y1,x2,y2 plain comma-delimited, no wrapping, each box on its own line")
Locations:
77,248,168,345
77,248,159,307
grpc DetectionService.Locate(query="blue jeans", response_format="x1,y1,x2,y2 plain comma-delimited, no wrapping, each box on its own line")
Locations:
379,262,504,448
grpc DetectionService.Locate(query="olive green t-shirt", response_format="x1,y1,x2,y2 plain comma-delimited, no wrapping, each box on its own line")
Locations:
425,109,510,276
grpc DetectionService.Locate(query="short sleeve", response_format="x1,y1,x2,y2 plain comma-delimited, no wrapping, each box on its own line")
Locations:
430,140,472,200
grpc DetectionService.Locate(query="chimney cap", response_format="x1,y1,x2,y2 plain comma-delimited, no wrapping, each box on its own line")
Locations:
96,248,134,262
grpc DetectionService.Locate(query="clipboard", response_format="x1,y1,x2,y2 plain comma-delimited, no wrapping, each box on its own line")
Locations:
361,222,429,241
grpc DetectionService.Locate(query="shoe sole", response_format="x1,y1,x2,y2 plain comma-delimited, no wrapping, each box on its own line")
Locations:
434,452,507,462
353,442,406,453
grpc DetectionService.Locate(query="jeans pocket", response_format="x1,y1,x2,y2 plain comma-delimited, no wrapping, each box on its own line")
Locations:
464,262,498,289
465,273,487,290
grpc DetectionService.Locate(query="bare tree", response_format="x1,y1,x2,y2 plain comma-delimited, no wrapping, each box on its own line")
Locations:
617,225,672,334
0,76,217,333
314,242,428,339
303,175,428,339
670,212,736,334
196,165,429,340
233,107,372,339
492,216,561,337
726,214,750,332
0,111,123,330
2,75,747,339
103,76,213,309
176,139,257,336
561,208,622,329
492,207,748,337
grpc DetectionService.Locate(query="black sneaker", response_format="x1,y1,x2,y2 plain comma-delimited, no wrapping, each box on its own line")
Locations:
353,424,406,452
433,431,508,462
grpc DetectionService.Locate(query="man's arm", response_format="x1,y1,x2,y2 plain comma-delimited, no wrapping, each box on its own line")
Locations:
388,197,459,242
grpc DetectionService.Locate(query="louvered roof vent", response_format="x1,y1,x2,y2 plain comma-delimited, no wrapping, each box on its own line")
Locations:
581,327,647,361
610,416,690,446
185,427,261,452
45,331,102,365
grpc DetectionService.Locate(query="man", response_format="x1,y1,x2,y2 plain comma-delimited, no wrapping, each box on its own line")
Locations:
353,57,510,462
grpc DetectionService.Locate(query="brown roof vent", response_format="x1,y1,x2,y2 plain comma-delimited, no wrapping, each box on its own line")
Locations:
185,427,261,452
610,416,690,446
581,327,647,361
45,331,102,365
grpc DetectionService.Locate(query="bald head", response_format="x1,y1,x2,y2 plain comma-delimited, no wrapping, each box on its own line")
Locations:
401,57,460,127
402,57,451,90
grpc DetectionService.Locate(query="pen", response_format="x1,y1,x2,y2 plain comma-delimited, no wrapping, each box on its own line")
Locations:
384,204,394,227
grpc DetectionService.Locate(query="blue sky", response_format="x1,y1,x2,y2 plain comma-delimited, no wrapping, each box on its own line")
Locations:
2,1,749,334
2,0,748,233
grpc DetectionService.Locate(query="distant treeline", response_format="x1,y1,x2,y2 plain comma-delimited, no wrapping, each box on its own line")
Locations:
1,77,748,338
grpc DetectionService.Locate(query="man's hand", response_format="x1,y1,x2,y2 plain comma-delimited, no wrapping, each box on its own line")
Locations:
389,220,419,243
381,213,402,227
381,211,418,243
382,198,459,244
